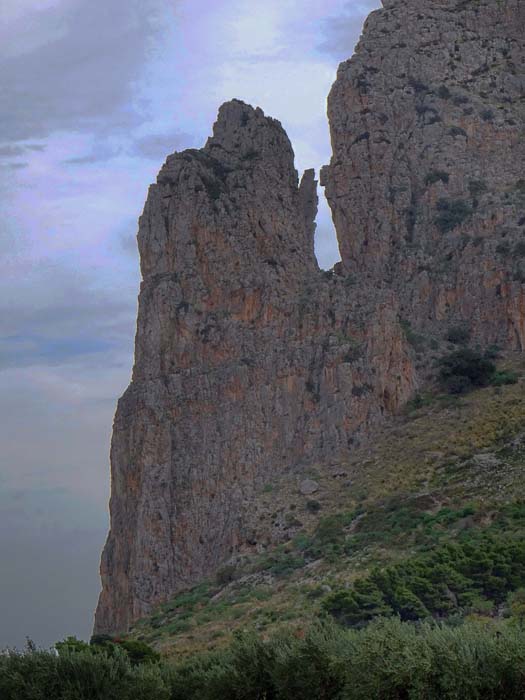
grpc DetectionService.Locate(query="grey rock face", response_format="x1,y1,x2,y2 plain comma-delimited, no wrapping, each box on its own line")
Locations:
95,100,413,634
322,0,525,349
95,0,525,634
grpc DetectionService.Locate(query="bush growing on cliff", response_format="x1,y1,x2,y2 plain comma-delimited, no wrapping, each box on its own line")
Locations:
446,325,471,345
438,348,495,393
434,198,472,233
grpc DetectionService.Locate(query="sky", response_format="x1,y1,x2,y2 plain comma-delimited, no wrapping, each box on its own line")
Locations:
0,0,381,648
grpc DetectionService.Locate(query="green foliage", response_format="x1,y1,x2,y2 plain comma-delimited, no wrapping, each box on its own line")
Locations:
255,550,306,577
55,635,159,667
306,499,322,513
0,646,169,700
434,198,472,233
55,636,91,655
438,348,496,394
215,564,236,586
323,530,525,628
491,370,519,387
116,640,160,666
468,179,487,197
400,319,425,351
515,241,525,257
425,170,450,186
24,620,525,700
449,126,467,138
446,325,471,345
508,588,525,627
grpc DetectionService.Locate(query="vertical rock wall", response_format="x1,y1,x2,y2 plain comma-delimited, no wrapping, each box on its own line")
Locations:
322,0,525,348
95,0,524,633
95,101,413,633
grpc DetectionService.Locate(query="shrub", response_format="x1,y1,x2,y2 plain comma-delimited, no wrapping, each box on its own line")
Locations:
306,500,322,514
434,199,472,233
449,126,467,138
323,530,525,629
0,646,169,700
215,564,236,586
425,170,450,186
446,325,471,345
515,241,525,257
468,179,487,197
496,242,511,256
400,319,426,351
114,640,160,666
438,348,495,394
6,617,525,699
491,370,519,387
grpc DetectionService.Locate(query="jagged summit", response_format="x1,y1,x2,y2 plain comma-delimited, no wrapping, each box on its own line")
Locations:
95,0,524,634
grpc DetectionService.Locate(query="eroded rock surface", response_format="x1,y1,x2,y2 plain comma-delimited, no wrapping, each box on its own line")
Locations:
95,0,524,634
95,100,413,633
322,0,525,348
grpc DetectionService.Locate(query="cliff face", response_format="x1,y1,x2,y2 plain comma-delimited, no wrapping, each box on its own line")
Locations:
95,0,525,634
322,0,525,348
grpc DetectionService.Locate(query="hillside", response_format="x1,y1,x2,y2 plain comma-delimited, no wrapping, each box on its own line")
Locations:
125,355,525,657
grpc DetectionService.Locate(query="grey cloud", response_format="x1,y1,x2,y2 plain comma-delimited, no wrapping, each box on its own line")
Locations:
132,130,195,160
64,149,121,166
0,265,137,370
5,162,29,170
317,1,381,61
0,143,45,158
1,0,170,143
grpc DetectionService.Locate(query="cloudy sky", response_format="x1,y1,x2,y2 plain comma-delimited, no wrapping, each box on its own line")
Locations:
0,0,380,648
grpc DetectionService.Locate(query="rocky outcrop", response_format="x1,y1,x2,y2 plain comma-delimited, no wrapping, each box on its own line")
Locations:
322,0,525,349
94,100,414,633
95,0,525,634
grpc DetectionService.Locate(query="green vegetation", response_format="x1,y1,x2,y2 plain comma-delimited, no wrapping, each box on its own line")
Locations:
468,179,487,197
438,348,496,394
323,526,525,627
0,643,168,700
4,619,525,699
56,635,160,665
434,198,472,232
425,170,449,186
446,325,471,345
491,369,519,386
400,318,426,351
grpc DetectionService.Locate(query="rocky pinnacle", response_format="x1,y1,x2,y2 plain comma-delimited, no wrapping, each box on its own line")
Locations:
95,0,525,634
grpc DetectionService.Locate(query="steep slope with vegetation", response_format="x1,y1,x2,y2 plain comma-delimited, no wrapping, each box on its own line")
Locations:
121,355,525,656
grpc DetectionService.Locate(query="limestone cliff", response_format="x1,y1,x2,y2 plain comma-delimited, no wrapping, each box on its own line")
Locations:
95,0,525,634
322,0,525,348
